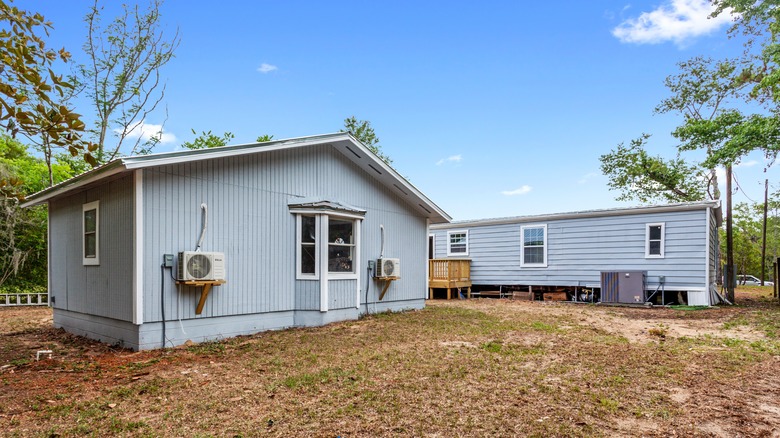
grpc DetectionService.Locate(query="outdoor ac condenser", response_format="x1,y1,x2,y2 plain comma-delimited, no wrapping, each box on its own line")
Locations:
177,251,226,281
600,271,645,304
375,258,400,278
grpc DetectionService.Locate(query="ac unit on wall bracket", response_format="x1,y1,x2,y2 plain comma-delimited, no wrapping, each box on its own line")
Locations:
375,258,400,279
177,251,226,281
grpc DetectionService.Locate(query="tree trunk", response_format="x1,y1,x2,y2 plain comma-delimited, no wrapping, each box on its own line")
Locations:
761,178,768,286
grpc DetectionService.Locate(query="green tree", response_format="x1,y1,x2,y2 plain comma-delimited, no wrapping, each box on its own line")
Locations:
256,134,274,142
341,116,391,164
713,0,780,105
0,136,78,291
181,129,234,150
78,0,180,162
658,57,745,200
0,0,96,195
728,202,763,281
599,134,705,203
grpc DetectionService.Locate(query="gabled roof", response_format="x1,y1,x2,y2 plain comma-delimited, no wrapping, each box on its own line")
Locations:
430,200,722,229
22,132,451,224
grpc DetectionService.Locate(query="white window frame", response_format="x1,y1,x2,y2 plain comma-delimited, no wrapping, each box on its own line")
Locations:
296,214,320,279
82,200,100,266
447,230,469,256
327,215,360,280
295,213,361,280
645,222,665,259
520,224,547,268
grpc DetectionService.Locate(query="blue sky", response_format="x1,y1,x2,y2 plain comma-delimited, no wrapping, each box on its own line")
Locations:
21,0,778,220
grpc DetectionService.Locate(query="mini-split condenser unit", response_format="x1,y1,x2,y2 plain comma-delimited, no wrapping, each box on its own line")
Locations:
178,251,226,281
375,258,400,278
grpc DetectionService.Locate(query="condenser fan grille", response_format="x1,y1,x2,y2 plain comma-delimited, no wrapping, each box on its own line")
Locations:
383,259,395,276
187,254,212,279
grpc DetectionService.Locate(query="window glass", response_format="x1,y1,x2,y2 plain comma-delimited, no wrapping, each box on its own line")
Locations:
300,216,316,274
448,232,467,254
84,208,97,258
328,219,354,273
647,224,663,256
522,226,546,265
83,203,99,263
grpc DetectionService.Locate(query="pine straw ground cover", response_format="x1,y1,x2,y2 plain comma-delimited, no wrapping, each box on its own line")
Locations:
0,287,779,437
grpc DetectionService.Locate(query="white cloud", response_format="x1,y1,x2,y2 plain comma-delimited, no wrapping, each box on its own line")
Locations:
257,63,278,73
501,185,532,196
612,0,733,46
737,160,758,168
436,154,462,166
115,120,176,144
578,172,600,185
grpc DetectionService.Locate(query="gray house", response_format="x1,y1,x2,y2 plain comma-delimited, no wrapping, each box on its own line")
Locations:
22,133,450,350
429,201,723,306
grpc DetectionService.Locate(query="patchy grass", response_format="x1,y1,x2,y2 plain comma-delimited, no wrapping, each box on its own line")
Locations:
1,290,779,437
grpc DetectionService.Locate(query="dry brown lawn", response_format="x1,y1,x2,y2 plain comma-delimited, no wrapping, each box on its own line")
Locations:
1,287,779,437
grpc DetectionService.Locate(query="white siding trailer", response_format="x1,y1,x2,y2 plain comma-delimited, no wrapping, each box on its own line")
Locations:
430,201,723,306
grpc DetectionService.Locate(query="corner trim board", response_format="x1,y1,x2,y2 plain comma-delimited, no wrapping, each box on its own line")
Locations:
133,169,144,325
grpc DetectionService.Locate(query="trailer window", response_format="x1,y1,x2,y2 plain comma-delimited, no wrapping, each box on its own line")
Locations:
447,230,468,256
646,223,665,258
521,225,547,267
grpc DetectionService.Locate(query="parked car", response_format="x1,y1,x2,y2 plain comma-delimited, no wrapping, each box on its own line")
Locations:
737,274,775,286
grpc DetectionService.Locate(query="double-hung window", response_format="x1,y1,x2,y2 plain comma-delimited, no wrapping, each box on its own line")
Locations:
645,223,665,258
298,215,318,277
328,218,355,274
521,224,547,267
82,200,100,265
447,230,468,256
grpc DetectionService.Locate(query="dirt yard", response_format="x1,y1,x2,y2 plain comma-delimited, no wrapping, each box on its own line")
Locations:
1,287,779,437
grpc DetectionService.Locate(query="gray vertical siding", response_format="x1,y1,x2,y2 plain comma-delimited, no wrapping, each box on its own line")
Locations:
295,280,320,310
142,144,428,323
329,280,357,309
432,209,710,290
48,175,134,322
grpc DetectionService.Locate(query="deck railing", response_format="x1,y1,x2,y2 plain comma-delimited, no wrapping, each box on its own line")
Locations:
0,293,49,307
428,258,472,299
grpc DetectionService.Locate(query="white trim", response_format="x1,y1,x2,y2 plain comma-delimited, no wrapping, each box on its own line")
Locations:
447,230,469,256
82,200,100,265
326,217,359,280
288,208,365,220
705,207,711,304
132,170,144,325
46,202,51,306
20,165,125,207
295,214,319,280
320,215,329,312
520,224,548,268
431,200,720,229
426,220,431,300
645,222,665,259
355,220,362,309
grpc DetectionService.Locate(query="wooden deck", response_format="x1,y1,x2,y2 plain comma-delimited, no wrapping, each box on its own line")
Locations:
428,258,472,299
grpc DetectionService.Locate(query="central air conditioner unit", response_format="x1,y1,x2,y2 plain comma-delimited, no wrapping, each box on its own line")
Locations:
375,258,400,278
177,251,226,281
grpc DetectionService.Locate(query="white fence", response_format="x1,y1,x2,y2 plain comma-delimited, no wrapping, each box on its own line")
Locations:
0,293,49,307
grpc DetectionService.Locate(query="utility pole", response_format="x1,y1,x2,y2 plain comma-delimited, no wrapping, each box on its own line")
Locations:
762,179,769,286
726,165,735,302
